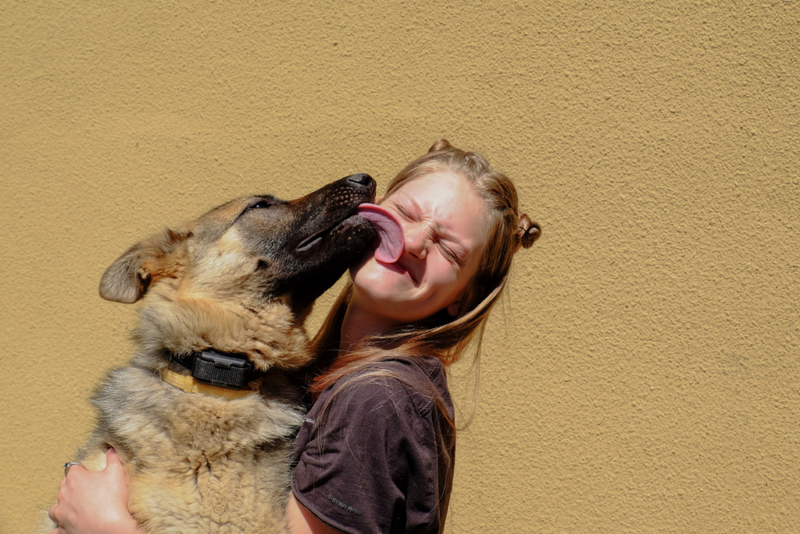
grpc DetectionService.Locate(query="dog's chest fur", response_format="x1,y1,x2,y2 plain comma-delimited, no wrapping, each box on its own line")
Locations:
82,368,304,533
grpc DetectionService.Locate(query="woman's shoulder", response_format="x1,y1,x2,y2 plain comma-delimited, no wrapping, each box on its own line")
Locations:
315,354,452,421
359,355,449,412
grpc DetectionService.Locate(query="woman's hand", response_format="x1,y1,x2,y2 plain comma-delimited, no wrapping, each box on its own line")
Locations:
48,448,143,534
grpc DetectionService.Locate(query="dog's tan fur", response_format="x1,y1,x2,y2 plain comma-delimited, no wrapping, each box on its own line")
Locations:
46,176,378,533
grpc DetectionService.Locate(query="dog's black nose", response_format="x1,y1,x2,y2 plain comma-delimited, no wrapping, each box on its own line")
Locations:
347,173,374,188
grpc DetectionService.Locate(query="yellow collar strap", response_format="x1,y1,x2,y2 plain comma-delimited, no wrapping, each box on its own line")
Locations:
160,368,254,400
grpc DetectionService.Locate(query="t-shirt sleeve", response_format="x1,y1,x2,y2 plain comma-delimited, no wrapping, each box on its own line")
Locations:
292,377,444,534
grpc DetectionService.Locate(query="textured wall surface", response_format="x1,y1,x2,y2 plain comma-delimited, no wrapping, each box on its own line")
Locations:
2,1,798,532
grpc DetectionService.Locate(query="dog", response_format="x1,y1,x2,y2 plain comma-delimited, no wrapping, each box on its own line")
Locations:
46,174,380,533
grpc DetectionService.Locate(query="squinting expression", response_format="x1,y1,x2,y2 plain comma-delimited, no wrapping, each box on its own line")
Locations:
349,171,492,329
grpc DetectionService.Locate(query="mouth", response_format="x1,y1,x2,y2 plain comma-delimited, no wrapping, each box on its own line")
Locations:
295,214,372,253
386,256,418,284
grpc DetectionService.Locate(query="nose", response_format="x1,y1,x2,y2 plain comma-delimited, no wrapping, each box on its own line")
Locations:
346,173,375,191
403,222,430,259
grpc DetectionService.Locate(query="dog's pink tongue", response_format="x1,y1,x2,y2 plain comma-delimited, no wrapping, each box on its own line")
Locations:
357,204,404,263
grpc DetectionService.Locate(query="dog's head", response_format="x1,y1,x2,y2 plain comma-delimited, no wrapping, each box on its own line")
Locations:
99,174,378,370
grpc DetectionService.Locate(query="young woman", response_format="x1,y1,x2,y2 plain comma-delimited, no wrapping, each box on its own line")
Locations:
48,139,540,534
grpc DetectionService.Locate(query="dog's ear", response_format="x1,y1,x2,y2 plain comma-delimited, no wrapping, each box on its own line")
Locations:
99,227,192,303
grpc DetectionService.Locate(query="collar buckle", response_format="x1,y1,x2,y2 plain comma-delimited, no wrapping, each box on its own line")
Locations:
190,349,255,389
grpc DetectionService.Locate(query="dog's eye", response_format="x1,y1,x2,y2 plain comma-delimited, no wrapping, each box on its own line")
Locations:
250,200,272,210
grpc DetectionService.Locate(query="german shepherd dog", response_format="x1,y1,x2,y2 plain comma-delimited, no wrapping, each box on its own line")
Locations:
48,174,380,533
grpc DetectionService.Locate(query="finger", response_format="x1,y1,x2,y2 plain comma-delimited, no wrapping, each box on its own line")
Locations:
48,503,58,523
65,462,91,483
105,447,128,478
64,465,87,481
106,447,121,467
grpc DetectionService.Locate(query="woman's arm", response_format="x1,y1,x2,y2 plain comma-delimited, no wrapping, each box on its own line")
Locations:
48,448,142,534
49,448,333,534
286,493,340,534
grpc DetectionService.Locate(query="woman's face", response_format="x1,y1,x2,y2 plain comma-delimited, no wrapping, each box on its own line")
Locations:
349,170,492,329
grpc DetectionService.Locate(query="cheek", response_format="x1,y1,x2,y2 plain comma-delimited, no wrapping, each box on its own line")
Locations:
350,257,394,295
429,256,464,287
428,256,480,307
348,252,372,280
191,230,258,292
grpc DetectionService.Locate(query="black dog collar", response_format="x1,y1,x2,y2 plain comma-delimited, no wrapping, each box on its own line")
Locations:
169,349,256,390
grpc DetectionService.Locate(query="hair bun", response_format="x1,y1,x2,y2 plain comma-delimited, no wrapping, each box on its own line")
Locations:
428,139,453,153
518,213,541,249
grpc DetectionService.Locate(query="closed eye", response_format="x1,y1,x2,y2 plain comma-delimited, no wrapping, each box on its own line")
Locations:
395,205,414,220
437,239,466,267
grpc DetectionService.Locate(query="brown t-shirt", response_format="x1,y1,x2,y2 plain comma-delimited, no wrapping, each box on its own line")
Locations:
292,356,456,534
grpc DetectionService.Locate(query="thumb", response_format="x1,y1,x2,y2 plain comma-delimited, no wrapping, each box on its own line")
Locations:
105,447,123,469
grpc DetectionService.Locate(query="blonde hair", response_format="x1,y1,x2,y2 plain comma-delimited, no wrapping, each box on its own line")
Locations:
308,139,540,400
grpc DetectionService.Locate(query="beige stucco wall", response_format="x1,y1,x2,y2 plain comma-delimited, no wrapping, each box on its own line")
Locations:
2,1,798,532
